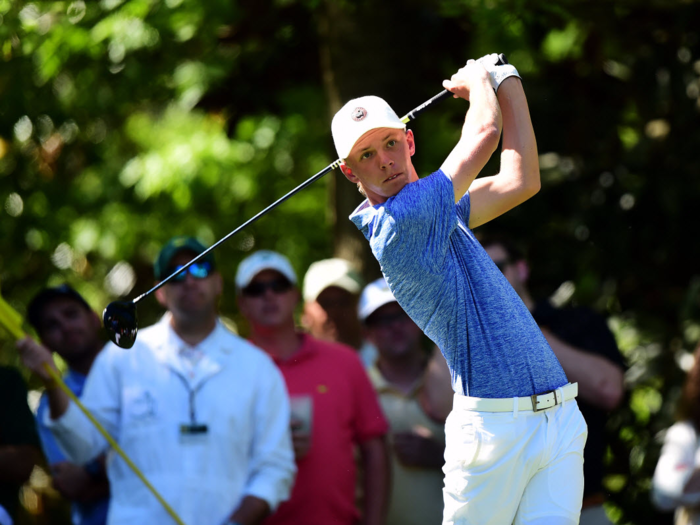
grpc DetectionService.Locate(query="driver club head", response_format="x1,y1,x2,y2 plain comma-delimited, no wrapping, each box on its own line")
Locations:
103,300,138,349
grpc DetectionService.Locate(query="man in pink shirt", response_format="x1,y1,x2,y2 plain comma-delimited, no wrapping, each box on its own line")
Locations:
235,250,390,525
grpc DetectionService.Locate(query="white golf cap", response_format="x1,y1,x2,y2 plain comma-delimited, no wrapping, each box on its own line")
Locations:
303,258,363,303
358,277,398,321
235,250,297,289
331,95,406,160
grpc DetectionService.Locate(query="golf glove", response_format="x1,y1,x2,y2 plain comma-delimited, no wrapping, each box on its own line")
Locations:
476,53,521,92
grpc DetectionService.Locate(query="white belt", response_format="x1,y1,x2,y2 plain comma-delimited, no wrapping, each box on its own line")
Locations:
454,383,578,412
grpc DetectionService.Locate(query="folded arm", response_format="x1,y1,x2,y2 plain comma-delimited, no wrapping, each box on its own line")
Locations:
541,329,624,411
468,76,540,228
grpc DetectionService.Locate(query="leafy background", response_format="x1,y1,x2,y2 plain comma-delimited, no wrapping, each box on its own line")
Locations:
1,0,699,523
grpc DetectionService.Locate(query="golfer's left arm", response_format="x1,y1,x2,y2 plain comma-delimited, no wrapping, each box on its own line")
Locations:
359,436,390,525
468,76,540,228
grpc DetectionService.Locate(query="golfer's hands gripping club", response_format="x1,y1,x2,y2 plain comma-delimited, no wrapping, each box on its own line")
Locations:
476,53,520,92
442,60,493,102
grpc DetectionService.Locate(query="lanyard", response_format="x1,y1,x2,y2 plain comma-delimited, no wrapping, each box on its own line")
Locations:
173,373,206,426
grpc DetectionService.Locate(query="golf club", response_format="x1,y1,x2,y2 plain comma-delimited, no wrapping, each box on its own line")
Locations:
103,54,509,349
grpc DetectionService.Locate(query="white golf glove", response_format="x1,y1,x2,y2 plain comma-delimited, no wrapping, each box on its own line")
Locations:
476,53,521,92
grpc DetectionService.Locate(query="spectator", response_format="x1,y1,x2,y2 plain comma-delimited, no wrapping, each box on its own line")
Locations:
301,258,377,367
482,235,625,525
236,250,389,525
17,236,295,525
359,278,445,525
652,343,700,524
0,366,40,525
26,285,110,525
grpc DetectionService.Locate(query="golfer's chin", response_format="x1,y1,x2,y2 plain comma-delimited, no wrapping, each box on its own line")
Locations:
364,180,409,204
384,172,412,192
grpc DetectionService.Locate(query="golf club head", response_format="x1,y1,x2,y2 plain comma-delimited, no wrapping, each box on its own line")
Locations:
103,301,138,349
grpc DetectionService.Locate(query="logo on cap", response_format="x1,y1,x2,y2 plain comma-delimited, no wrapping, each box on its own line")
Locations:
351,107,367,121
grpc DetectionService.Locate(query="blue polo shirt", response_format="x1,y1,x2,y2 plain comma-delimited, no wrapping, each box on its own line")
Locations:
350,169,568,398
36,369,109,525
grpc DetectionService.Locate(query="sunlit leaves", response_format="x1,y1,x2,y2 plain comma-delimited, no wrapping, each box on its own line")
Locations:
541,21,586,62
91,11,160,63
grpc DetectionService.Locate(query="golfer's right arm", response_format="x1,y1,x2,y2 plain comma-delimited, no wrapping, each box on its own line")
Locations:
17,336,112,464
440,61,503,202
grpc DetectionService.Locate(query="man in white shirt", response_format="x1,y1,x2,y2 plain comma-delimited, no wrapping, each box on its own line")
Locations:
17,236,296,525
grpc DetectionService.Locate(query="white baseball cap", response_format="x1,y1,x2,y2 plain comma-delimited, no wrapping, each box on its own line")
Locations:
331,96,406,160
235,250,297,289
303,258,363,303
358,277,398,322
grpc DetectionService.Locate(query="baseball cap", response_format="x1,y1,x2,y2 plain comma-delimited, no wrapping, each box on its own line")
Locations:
27,285,92,332
331,96,406,160
303,258,363,303
235,250,298,289
154,236,215,280
358,278,398,322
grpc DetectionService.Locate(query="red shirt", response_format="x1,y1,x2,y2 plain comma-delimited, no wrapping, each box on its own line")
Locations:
263,334,388,525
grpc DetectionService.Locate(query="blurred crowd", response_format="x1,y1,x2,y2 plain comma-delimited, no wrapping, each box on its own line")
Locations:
0,233,696,525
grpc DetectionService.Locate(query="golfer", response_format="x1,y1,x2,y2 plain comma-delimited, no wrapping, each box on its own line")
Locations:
332,56,588,524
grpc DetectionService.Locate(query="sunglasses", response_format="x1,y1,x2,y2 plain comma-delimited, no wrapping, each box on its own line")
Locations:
169,262,214,283
365,310,410,328
242,277,293,298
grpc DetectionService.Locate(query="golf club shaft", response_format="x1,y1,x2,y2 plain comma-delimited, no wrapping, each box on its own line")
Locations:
401,89,452,124
134,88,455,304
133,161,340,303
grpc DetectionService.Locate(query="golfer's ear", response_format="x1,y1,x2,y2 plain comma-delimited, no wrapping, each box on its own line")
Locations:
340,162,358,183
406,129,416,156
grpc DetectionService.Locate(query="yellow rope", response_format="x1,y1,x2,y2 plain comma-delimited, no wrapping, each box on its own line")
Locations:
0,293,186,525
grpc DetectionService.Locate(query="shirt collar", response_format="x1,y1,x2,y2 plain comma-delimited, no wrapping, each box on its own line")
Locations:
266,333,319,366
156,313,226,386
159,312,221,356
368,362,425,398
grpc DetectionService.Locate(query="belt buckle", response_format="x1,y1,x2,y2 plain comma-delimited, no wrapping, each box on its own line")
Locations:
531,389,556,412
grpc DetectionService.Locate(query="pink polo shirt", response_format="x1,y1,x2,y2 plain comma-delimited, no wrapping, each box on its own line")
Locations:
263,333,388,525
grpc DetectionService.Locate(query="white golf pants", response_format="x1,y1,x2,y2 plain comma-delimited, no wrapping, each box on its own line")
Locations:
443,395,588,524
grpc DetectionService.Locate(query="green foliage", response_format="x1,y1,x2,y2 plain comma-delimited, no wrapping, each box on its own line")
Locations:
0,0,332,348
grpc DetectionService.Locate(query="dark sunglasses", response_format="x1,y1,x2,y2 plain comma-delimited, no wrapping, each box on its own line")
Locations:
169,262,214,283
242,277,292,297
365,310,410,328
